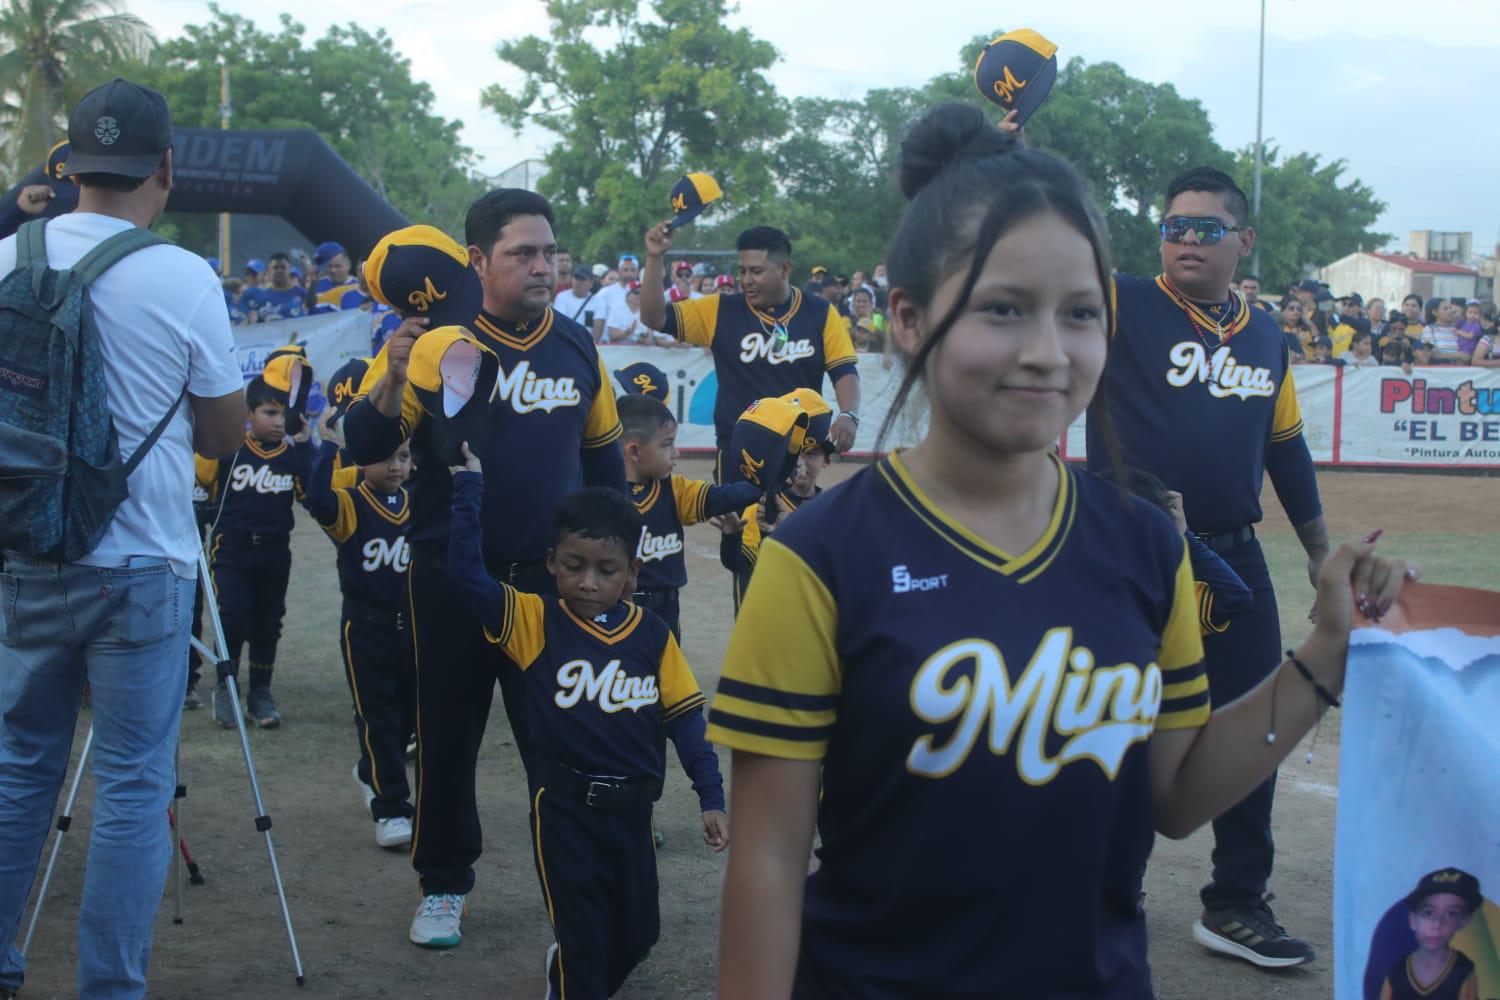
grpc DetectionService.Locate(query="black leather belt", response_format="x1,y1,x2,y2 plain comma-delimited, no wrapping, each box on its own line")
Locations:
538,759,660,810
218,529,290,547
1192,525,1255,553
632,588,676,612
343,598,407,631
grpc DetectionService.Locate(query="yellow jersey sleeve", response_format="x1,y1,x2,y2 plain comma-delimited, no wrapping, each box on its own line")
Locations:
738,501,762,565
707,538,841,759
669,294,720,347
670,475,712,526
1156,544,1210,731
1270,365,1305,443
582,355,623,448
320,489,358,544
355,341,426,437
193,455,220,501
1193,581,1231,637
658,632,706,722
483,585,548,670
331,459,360,490
820,302,858,372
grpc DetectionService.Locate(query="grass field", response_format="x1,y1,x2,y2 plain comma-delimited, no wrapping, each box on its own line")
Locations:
11,461,1497,999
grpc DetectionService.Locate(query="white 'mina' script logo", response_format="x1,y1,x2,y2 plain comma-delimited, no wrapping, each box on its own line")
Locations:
495,360,582,414
637,525,683,563
554,659,659,713
361,536,410,573
739,332,817,365
1165,342,1275,400
906,628,1161,783
230,464,294,494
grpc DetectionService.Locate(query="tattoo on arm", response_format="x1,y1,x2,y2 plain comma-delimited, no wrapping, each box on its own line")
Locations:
1295,515,1330,558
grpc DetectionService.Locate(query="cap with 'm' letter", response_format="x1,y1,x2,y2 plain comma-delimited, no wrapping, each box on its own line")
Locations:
325,356,371,424
364,225,483,329
45,140,70,181
726,397,810,493
668,172,723,231
612,361,670,405
407,327,499,467
973,29,1059,128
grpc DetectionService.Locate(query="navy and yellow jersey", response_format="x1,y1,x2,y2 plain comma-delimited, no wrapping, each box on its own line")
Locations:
719,486,821,579
311,277,360,313
1185,534,1253,636
344,307,623,566
662,290,858,444
706,453,1207,997
195,435,315,536
1381,950,1478,1000
303,441,409,609
1250,298,1274,313
447,471,709,785
1091,274,1310,534
631,475,760,591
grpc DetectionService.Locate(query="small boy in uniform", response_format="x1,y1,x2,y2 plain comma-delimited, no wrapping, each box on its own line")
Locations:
1380,868,1482,1000
196,361,315,729
718,437,835,613
305,412,416,848
446,447,726,998
618,394,759,638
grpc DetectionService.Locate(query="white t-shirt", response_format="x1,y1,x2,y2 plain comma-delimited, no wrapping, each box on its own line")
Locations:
1339,351,1379,368
605,298,650,343
593,283,627,323
0,213,243,577
553,287,600,324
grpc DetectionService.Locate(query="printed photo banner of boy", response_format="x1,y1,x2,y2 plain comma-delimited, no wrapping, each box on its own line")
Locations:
233,310,371,414
1333,584,1500,999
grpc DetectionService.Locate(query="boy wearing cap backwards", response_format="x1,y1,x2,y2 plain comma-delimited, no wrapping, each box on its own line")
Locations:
619,394,760,638
195,361,317,729
1380,869,1483,1000
343,196,626,949
445,446,726,997
305,408,417,849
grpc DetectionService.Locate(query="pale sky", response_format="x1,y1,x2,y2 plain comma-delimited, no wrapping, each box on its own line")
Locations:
130,0,1500,257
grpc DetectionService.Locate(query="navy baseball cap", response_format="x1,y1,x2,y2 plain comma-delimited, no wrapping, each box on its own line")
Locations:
613,361,670,405
1406,868,1482,913
314,241,347,266
780,388,832,451
571,264,593,279
974,29,1059,128
726,397,810,492
44,140,70,181
325,356,371,424
365,225,482,328
668,173,723,230
406,327,499,467
61,78,173,179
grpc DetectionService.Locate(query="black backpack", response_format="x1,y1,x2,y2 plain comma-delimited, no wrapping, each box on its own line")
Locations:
0,218,183,562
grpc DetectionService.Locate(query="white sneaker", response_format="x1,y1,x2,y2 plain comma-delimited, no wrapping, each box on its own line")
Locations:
353,764,375,812
543,942,559,1000
409,893,465,948
375,816,412,849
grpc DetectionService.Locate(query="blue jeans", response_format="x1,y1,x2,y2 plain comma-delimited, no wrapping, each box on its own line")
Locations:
0,555,193,999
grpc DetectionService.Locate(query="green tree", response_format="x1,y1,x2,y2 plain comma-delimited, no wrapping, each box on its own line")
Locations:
1231,146,1386,293
483,0,787,263
135,6,482,240
0,0,154,181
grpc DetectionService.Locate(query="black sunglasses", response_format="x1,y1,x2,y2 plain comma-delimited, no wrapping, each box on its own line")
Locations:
1160,216,1246,246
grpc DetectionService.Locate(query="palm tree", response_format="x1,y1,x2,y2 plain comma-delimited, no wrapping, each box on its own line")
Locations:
0,0,155,180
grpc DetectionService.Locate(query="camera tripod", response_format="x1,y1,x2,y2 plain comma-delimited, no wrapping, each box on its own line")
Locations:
18,547,306,986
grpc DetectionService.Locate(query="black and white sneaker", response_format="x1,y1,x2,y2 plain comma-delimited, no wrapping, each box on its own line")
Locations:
1193,895,1315,968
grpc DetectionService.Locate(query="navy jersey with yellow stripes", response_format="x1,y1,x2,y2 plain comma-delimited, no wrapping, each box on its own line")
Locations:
195,435,314,536
631,475,760,591
304,443,410,609
1090,274,1308,534
344,307,622,566
663,290,858,445
445,473,705,780
707,453,1209,997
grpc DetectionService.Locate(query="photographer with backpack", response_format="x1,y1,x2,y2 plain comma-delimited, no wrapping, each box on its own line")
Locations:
0,79,246,999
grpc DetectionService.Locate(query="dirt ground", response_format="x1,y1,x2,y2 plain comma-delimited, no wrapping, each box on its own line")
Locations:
12,461,1497,999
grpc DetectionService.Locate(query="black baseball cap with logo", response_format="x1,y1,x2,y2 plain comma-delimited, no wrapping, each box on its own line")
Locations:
61,78,173,179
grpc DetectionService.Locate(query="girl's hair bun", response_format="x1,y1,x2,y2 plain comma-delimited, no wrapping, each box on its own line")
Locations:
898,102,1020,200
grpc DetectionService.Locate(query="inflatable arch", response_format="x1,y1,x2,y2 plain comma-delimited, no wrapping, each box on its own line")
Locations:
2,128,408,257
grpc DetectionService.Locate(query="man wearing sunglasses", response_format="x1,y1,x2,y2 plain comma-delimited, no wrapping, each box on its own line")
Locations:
1089,167,1328,972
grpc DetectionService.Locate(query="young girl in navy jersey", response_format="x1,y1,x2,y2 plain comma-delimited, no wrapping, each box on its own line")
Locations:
709,103,1417,999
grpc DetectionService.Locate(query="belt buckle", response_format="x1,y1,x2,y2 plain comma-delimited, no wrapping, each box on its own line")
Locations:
585,780,611,807
251,531,263,546
395,610,407,631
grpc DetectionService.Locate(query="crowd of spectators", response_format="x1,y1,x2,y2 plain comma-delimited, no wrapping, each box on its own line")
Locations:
1236,276,1499,371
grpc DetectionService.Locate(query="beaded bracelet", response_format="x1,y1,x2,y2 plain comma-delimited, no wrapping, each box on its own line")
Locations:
1265,649,1342,763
